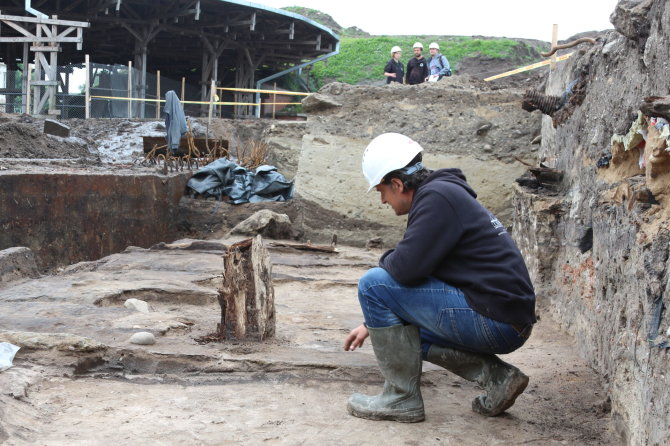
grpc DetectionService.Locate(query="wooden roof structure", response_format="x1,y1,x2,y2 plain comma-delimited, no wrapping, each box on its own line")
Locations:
1,0,339,117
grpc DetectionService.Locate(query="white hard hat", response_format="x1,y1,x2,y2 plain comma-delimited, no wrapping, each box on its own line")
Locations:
429,42,440,50
413,42,423,49
362,133,424,192
390,45,402,54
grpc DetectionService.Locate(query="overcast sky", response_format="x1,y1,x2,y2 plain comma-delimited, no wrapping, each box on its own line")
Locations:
257,0,619,41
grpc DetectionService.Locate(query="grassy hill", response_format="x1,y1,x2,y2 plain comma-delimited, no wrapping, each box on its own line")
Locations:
280,7,548,88
309,36,546,87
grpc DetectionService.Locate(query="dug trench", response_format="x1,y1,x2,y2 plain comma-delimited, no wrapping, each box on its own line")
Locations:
0,73,616,443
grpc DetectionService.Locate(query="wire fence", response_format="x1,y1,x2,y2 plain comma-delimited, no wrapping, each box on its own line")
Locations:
1,61,312,120
0,62,203,119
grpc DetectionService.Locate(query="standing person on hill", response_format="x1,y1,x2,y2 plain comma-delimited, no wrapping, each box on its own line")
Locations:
405,42,429,85
426,42,452,82
384,46,404,84
343,132,536,423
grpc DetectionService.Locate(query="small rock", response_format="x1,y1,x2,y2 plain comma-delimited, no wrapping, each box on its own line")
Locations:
302,93,342,112
129,332,155,345
124,298,151,313
43,119,70,138
476,123,492,135
0,247,40,284
366,237,383,249
230,210,294,239
601,40,619,56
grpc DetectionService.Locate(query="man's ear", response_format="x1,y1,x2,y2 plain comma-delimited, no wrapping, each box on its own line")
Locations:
391,177,405,192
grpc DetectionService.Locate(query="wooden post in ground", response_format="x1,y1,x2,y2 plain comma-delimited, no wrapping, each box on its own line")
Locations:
272,82,277,120
550,24,558,71
181,77,185,101
208,78,215,128
217,235,275,341
84,54,90,119
127,61,132,118
25,64,31,115
156,69,161,119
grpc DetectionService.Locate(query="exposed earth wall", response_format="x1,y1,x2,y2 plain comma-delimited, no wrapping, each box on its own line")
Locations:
513,1,670,444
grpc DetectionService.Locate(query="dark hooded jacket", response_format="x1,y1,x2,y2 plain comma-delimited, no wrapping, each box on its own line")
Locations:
379,168,536,325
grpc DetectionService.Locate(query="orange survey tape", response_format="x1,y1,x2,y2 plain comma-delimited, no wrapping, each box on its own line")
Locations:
484,52,574,82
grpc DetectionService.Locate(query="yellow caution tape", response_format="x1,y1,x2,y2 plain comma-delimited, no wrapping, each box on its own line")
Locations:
215,86,312,96
89,95,302,106
484,52,574,82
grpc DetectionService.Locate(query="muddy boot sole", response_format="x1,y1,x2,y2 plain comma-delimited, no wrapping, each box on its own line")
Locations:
471,371,529,417
347,402,425,423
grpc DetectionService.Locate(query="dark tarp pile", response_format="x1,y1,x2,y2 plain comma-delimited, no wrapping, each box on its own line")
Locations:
186,158,294,204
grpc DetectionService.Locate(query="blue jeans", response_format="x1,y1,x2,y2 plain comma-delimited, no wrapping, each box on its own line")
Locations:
358,268,531,358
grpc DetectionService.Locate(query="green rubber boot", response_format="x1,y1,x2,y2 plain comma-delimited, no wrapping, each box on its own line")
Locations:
347,324,425,423
426,345,528,416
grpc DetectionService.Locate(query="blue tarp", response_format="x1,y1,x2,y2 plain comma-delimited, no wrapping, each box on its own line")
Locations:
186,158,294,204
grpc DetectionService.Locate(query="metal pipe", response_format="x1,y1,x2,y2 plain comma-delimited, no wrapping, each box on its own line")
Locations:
254,41,340,118
25,0,48,19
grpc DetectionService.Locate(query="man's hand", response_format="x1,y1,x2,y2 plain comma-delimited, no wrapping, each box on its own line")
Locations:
343,324,369,351
389,73,396,78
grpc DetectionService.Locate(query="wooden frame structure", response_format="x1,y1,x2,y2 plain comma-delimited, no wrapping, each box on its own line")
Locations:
0,13,89,115
0,0,339,118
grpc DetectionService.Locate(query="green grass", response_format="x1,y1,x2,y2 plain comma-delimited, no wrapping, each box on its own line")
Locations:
310,36,542,88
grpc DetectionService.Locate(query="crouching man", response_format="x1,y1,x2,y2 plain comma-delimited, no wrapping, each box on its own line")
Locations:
344,133,536,422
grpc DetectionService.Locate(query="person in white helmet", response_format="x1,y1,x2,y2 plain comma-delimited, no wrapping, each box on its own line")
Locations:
344,133,536,423
384,46,404,84
426,42,452,82
405,42,429,85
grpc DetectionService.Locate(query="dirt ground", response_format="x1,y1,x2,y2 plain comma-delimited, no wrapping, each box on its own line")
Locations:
0,238,615,445
0,68,617,444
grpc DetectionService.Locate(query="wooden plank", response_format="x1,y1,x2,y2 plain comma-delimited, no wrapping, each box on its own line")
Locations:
30,80,58,86
85,54,90,119
0,14,89,28
29,46,62,52
268,241,338,253
0,37,82,43
551,24,558,71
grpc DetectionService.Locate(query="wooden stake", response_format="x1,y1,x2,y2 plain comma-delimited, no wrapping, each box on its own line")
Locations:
550,24,558,71
208,78,215,128
127,60,132,118
156,69,161,119
272,82,276,120
218,236,275,340
84,54,90,119
181,76,185,101
25,64,31,115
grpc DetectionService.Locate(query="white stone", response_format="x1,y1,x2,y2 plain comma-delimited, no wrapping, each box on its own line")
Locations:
124,298,151,313
129,332,156,345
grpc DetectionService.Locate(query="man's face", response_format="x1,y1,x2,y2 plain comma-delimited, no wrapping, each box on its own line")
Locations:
375,179,413,216
393,51,401,60
429,48,437,56
413,47,422,57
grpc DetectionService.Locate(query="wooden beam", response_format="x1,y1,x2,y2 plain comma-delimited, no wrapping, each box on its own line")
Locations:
0,14,89,28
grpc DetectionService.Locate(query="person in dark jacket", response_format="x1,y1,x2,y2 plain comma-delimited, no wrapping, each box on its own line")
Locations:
384,46,404,84
344,132,536,423
405,42,429,85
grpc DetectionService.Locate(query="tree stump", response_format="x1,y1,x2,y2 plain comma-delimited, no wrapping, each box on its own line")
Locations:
217,235,275,340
